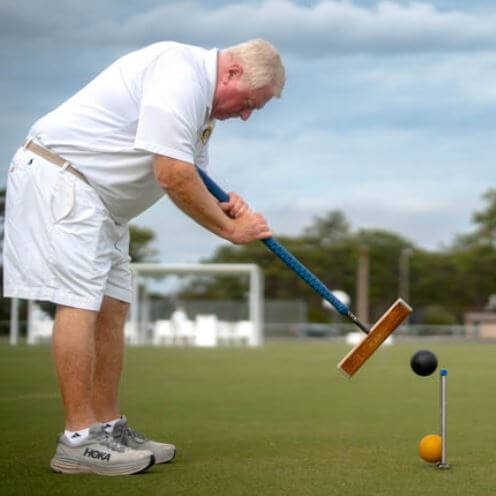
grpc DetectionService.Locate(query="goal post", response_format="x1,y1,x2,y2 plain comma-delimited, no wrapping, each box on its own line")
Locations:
129,263,264,346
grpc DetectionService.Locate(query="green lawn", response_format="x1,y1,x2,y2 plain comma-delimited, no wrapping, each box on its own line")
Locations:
0,340,495,496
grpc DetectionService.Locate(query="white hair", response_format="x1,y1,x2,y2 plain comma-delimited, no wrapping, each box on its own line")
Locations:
224,39,286,97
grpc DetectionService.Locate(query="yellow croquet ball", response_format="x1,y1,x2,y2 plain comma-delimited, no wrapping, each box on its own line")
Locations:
419,434,442,463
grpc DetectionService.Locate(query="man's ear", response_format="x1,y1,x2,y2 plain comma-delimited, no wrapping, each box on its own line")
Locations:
223,64,243,83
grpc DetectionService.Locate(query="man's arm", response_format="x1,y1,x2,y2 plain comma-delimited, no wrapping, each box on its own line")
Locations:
153,155,272,244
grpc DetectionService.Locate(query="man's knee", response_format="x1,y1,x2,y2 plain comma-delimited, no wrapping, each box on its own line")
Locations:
99,296,130,327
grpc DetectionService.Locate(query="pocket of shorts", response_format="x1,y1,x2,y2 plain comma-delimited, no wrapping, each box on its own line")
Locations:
51,173,75,223
9,147,25,171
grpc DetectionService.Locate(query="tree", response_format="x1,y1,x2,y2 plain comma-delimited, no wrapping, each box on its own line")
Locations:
472,189,496,245
129,224,158,262
303,210,350,246
449,189,496,311
409,250,465,322
454,189,496,249
0,188,5,265
423,304,457,325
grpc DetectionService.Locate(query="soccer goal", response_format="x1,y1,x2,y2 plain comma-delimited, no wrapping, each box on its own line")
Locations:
128,263,264,347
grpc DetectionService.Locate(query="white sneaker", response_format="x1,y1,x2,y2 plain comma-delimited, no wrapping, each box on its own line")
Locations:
110,416,176,464
50,423,155,475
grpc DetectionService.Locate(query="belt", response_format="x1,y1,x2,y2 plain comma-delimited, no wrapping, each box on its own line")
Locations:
24,139,90,185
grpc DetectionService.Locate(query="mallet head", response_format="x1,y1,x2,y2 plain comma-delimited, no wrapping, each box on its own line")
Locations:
337,298,412,378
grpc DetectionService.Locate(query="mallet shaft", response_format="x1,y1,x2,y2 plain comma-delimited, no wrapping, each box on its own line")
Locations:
196,166,369,332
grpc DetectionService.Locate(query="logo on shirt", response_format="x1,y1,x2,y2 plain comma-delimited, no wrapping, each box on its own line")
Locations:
199,121,215,146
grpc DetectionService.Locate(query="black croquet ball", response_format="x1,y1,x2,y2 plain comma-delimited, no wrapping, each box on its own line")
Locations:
410,349,438,376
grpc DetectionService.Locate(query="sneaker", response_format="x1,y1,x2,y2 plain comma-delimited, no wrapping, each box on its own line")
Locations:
110,416,176,464
50,423,155,475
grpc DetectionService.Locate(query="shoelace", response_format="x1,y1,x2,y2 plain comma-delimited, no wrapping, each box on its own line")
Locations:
120,426,147,445
112,421,147,445
97,432,126,452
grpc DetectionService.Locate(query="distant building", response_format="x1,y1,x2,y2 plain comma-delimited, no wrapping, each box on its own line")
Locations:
464,312,496,338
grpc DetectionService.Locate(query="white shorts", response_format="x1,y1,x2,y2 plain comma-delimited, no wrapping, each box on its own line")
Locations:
3,147,132,311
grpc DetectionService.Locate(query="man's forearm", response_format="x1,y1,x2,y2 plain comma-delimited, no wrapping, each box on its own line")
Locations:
154,156,235,240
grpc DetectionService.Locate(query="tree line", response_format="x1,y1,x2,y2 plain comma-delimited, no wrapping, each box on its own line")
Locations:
1,188,496,329
180,190,496,325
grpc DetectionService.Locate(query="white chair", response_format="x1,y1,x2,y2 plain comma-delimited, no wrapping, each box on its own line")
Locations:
233,320,256,346
171,308,195,346
217,321,235,346
194,315,218,347
124,322,140,345
152,319,175,346
27,320,54,344
27,304,54,344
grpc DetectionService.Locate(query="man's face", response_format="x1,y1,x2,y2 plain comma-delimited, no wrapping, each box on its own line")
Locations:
212,78,274,121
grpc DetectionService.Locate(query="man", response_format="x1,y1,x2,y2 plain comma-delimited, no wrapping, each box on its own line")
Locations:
3,39,285,476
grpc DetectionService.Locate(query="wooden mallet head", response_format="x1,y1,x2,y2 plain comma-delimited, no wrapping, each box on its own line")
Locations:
337,298,412,378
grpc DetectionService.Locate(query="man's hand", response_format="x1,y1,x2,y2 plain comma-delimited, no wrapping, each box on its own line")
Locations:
219,192,272,244
228,210,272,244
219,192,250,219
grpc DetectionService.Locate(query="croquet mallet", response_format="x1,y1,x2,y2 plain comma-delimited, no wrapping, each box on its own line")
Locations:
196,167,412,378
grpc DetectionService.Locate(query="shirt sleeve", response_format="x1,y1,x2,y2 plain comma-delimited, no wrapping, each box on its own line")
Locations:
134,51,206,164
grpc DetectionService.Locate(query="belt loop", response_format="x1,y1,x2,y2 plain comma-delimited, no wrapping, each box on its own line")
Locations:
23,137,33,150
61,161,70,172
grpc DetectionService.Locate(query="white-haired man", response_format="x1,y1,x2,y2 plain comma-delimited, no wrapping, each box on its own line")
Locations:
3,39,285,476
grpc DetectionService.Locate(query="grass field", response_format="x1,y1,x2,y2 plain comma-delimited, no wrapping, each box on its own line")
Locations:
1,340,495,496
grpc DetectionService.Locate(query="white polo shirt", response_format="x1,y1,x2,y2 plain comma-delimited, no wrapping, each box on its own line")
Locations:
29,42,218,223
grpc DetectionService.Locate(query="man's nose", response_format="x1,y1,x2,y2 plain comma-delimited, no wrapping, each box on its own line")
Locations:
240,109,253,121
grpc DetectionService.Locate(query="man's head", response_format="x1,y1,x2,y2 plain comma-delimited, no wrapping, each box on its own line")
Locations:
212,39,286,121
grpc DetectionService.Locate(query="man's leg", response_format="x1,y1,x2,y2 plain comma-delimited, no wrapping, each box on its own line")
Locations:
91,295,129,423
52,305,98,431
94,297,177,464
51,301,155,475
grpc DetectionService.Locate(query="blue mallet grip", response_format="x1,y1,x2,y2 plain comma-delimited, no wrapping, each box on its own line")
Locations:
196,167,351,317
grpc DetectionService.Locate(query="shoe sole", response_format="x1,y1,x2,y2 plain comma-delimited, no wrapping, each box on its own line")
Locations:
50,454,155,476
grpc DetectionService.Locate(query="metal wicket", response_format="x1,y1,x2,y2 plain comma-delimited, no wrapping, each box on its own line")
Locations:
437,368,450,469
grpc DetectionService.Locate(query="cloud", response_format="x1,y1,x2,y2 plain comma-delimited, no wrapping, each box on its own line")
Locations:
133,118,492,259
2,0,496,261
4,1,496,55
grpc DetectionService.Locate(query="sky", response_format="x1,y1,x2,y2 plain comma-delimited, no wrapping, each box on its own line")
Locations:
2,0,496,264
